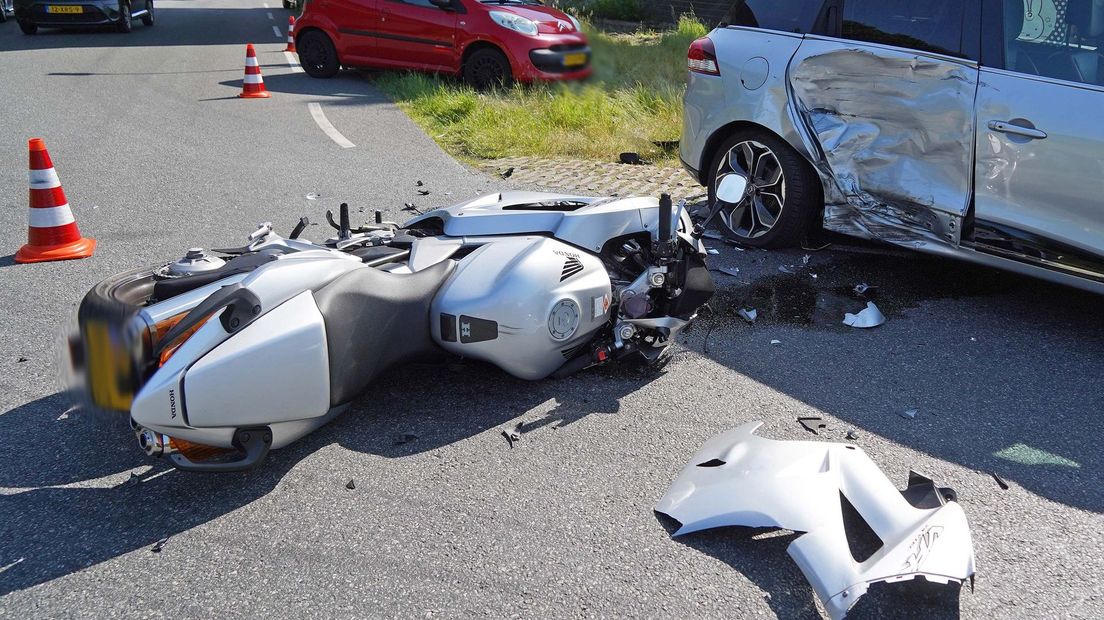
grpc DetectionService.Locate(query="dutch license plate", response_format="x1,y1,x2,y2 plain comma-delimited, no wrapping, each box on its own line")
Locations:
47,5,83,13
84,318,137,411
563,52,587,67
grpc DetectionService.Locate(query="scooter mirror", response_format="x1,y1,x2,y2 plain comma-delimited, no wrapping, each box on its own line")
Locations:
716,173,750,205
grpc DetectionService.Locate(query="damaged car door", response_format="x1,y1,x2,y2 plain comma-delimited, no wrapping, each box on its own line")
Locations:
789,0,981,247
972,0,1104,278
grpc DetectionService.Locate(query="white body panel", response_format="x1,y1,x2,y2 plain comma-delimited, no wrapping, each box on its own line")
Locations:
185,291,330,428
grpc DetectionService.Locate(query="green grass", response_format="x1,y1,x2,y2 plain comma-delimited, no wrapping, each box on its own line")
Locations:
372,16,708,165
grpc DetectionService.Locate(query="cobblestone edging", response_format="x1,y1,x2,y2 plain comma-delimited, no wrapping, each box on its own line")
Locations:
476,156,704,200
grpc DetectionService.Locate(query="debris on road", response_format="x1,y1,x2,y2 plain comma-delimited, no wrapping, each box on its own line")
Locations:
778,265,794,274
394,432,419,446
500,167,514,179
305,192,321,200
16,357,28,363
151,537,169,553
711,266,740,277
802,254,811,265
417,189,430,196
619,152,650,165
706,248,720,255
346,479,356,490
770,339,781,346
116,472,141,488
502,423,523,448
853,283,878,297
899,409,918,420
402,202,423,214
737,308,757,324
843,302,886,328
990,472,1010,490
415,180,424,187
846,429,859,440
798,417,827,435
657,422,976,620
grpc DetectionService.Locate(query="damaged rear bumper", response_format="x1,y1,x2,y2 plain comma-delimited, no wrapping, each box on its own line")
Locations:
656,422,976,619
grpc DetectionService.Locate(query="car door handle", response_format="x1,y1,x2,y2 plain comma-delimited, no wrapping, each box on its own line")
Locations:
988,120,1048,140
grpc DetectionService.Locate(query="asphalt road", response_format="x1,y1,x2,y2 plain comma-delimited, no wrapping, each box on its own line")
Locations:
0,2,1101,618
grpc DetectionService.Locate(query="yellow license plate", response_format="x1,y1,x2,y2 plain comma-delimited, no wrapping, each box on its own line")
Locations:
47,5,84,13
563,52,587,67
84,319,137,411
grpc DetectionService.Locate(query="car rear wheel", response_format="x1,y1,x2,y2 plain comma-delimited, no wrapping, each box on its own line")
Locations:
141,0,153,26
298,30,340,78
116,1,132,32
18,19,37,34
464,48,512,90
707,129,822,248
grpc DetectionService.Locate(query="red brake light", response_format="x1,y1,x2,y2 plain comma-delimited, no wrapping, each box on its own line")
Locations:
688,37,719,76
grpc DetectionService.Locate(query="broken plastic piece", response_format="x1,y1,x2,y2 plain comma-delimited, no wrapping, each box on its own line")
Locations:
778,265,795,274
843,302,886,328
802,254,811,265
345,478,356,490
737,308,757,324
798,417,827,435
706,248,720,255
846,429,859,440
151,536,169,553
770,339,781,345
853,283,878,297
900,409,918,420
502,423,523,448
305,192,320,200
656,422,976,620
989,472,1009,490
713,266,740,277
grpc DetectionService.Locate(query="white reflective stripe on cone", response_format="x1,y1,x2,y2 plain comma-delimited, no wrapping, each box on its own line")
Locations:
245,56,259,67
244,74,264,84
27,204,76,228
28,168,61,189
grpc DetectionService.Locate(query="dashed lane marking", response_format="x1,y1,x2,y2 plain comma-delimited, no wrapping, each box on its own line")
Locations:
267,11,273,19
272,25,282,38
308,103,355,149
285,51,303,72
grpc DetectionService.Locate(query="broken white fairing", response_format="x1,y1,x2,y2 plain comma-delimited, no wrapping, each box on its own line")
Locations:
656,422,975,619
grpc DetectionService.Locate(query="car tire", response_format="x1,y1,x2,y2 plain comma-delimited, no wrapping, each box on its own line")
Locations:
464,47,512,90
141,0,153,26
0,5,6,23
19,19,37,34
298,30,340,79
707,129,822,249
116,1,132,32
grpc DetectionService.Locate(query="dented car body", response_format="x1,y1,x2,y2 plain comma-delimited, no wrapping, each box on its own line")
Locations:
656,422,976,620
682,0,1104,294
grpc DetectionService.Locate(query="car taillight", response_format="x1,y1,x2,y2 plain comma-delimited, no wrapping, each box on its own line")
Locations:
688,37,719,76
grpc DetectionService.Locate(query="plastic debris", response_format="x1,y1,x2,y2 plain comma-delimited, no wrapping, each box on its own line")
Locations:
500,167,514,179
706,248,720,255
619,152,645,165
415,180,424,187
899,409,918,420
737,308,757,324
713,267,740,277
394,432,419,446
345,478,356,490
990,472,1010,490
853,283,878,297
802,254,811,265
502,423,523,448
810,273,818,280
778,265,795,274
770,339,782,345
417,189,430,196
843,302,886,328
798,417,827,435
846,429,859,440
151,537,169,553
16,356,28,363
305,192,321,200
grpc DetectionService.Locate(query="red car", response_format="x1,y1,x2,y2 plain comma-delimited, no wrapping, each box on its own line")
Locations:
295,0,591,87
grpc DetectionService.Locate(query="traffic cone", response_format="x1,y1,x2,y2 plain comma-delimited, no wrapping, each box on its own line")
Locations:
239,44,271,99
15,138,95,264
284,17,297,53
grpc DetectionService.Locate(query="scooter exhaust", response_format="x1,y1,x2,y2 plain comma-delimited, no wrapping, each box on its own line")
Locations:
136,427,177,457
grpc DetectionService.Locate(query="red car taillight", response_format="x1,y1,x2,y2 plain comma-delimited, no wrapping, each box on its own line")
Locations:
688,37,719,76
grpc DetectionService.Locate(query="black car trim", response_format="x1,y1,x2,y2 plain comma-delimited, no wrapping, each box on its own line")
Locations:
972,220,1104,283
338,27,453,48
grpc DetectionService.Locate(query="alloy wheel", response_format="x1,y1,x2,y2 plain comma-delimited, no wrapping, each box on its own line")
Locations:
714,140,787,239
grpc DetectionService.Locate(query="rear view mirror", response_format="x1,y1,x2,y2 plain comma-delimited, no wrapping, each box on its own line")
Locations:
716,173,749,205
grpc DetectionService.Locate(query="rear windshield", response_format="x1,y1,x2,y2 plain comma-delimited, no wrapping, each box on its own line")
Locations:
722,0,826,34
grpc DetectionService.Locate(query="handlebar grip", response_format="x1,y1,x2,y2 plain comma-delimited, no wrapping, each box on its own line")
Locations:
658,193,673,242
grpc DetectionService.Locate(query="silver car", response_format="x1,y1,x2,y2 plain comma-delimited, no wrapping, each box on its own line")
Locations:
681,0,1104,294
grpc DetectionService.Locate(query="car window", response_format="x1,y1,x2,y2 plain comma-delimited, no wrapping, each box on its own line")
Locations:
841,0,967,58
398,0,439,7
1000,0,1104,86
723,0,826,34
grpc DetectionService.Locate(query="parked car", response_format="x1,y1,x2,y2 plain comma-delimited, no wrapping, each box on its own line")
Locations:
1,0,15,23
13,0,153,33
294,0,591,87
682,0,1104,294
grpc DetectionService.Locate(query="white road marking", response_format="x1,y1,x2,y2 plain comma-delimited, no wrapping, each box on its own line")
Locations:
272,25,282,38
308,103,355,149
285,51,303,72
266,11,273,19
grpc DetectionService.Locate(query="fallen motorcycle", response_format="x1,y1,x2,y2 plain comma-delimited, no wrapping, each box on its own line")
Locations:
68,177,751,471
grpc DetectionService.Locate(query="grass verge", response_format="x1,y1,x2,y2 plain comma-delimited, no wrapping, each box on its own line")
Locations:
372,16,707,165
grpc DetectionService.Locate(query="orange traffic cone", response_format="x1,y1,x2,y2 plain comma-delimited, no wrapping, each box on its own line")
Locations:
15,138,95,264
284,17,297,53
239,44,271,99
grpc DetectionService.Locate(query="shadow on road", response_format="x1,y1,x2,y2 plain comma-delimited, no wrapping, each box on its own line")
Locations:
0,360,652,596
689,247,1104,513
